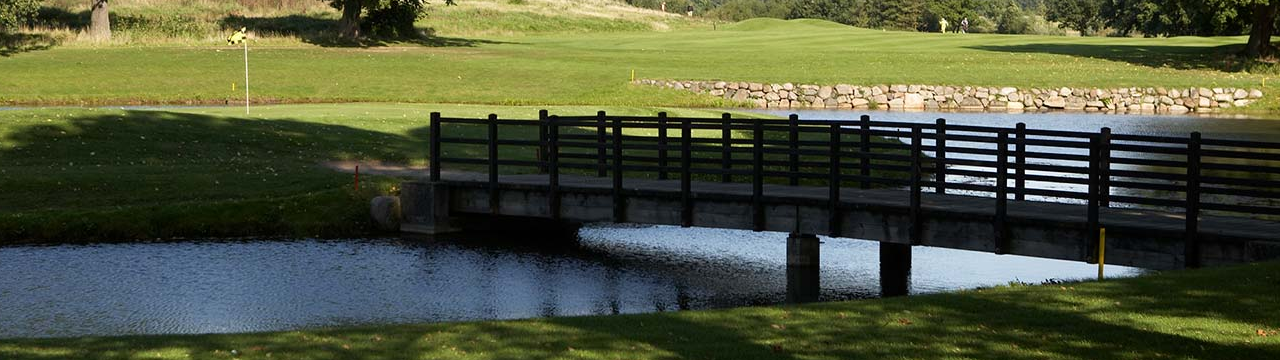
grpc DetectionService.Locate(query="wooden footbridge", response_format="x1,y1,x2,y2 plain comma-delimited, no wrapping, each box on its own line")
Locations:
401,111,1280,286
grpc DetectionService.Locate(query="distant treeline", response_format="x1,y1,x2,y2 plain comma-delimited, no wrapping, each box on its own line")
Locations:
626,0,1064,35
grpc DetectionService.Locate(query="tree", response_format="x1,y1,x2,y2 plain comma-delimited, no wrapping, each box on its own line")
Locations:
90,0,111,40
1243,0,1279,58
1101,0,1277,59
328,0,429,39
1044,0,1103,35
0,0,40,32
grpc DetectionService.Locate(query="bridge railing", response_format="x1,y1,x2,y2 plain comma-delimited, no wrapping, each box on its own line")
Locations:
428,111,1280,268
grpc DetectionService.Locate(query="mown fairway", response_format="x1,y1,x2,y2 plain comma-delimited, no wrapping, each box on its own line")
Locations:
0,19,1269,106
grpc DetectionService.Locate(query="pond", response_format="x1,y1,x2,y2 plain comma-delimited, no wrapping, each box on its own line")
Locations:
0,225,1141,339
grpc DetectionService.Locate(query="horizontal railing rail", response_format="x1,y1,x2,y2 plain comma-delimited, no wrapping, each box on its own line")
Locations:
427,110,1280,268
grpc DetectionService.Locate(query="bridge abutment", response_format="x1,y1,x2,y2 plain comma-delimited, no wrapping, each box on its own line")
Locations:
786,233,821,303
880,242,912,297
400,181,459,235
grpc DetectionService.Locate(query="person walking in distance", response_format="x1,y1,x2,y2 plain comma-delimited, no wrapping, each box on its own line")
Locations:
939,17,949,33
961,17,970,33
661,1,666,12
686,4,694,16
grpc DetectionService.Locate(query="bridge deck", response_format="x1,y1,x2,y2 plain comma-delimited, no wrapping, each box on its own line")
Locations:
424,172,1280,270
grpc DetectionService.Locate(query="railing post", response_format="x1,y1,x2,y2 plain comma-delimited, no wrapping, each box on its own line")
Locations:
658,112,669,180
596,111,607,177
681,118,693,227
789,114,800,186
934,118,946,194
429,112,441,182
722,113,733,183
488,114,500,215
548,115,560,220
612,116,625,223
910,126,923,245
1086,134,1101,262
1100,127,1112,208
829,123,842,236
1186,132,1202,268
753,118,765,232
1015,122,1026,201
995,130,1009,254
859,115,872,189
537,109,548,174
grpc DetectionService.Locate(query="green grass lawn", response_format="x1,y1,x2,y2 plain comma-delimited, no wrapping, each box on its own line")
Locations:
0,104,771,242
2,259,1276,359
1,18,1271,107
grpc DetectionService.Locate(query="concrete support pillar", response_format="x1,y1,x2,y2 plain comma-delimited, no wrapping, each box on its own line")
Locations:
880,242,912,297
400,181,459,234
786,233,820,303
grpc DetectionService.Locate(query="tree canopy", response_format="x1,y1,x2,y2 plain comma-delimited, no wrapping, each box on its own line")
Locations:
0,0,40,31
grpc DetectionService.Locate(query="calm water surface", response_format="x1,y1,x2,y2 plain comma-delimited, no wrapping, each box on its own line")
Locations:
0,225,1141,338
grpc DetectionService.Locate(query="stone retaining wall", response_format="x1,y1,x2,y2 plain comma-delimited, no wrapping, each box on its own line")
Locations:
636,79,1264,113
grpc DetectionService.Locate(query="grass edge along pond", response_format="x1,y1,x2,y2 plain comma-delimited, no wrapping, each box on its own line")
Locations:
1,260,1277,359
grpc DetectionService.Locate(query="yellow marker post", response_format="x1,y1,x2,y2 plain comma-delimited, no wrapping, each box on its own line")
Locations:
631,69,635,82
1097,227,1106,280
231,82,235,91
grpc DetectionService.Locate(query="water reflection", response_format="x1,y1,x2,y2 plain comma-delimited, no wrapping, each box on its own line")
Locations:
0,225,1141,339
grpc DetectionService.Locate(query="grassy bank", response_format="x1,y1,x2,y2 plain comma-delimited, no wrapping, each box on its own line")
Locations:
2,15,1272,107
2,259,1277,358
0,104,759,243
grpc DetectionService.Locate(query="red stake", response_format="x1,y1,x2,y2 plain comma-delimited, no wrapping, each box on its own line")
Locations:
355,165,360,191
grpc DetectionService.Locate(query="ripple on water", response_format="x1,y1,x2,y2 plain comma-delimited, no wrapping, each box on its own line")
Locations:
0,228,1142,338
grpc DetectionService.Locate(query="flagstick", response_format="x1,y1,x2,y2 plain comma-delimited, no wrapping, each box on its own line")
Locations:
243,38,250,115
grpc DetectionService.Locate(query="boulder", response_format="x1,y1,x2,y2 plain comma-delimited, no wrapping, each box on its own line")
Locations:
748,83,763,91
1007,101,1025,110
371,196,401,232
1234,89,1249,100
836,84,854,95
1059,87,1073,97
1043,96,1067,108
1065,97,1087,110
1213,93,1233,102
1198,97,1212,108
1086,100,1106,108
1159,96,1175,105
732,90,750,101
709,90,725,97
818,86,834,99
959,97,985,110
1235,99,1250,107
888,98,905,108
1250,89,1264,99
850,98,870,107
1169,105,1190,113
765,92,781,101
874,94,889,104
783,83,795,91
713,81,726,89
903,93,925,109
1000,87,1018,96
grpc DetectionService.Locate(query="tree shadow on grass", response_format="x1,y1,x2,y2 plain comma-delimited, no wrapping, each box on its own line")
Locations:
968,43,1250,72
0,33,59,57
0,109,433,242
220,15,518,48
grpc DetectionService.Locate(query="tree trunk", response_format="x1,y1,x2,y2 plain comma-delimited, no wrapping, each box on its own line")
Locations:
1245,2,1278,59
338,0,362,39
90,0,111,40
